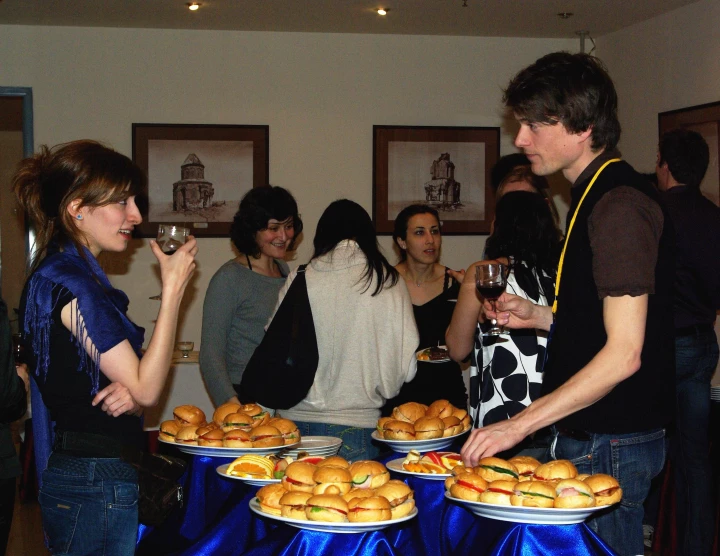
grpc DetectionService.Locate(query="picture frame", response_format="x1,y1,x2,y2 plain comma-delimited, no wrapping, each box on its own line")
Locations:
659,101,720,207
132,123,269,237
373,125,500,235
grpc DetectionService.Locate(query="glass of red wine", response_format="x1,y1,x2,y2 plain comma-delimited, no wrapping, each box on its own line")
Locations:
475,263,509,336
149,224,190,300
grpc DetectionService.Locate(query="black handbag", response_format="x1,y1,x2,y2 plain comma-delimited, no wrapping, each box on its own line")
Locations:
240,265,319,409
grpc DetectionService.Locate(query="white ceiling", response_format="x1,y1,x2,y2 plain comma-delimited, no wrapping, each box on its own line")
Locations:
0,0,700,38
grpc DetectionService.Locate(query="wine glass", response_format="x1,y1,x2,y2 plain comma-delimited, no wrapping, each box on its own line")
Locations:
475,263,509,336
176,341,194,358
149,224,190,300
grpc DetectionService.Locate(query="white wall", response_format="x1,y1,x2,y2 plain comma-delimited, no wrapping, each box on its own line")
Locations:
0,25,573,348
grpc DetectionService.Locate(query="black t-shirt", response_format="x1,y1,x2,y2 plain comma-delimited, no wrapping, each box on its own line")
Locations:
22,286,143,448
383,269,467,413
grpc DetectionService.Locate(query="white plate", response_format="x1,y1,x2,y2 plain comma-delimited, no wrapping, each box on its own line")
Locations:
415,345,451,364
444,492,614,525
159,438,299,458
249,498,417,533
386,458,451,480
280,436,343,458
371,429,468,454
216,463,281,487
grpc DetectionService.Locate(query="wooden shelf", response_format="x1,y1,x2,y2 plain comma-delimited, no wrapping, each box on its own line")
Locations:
171,350,199,364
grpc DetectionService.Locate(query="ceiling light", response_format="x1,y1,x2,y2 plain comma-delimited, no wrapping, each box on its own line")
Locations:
188,2,200,10
557,12,573,19
377,8,389,16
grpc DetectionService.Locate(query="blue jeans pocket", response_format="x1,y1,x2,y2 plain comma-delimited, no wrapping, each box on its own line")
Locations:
39,490,82,555
610,429,665,509
112,483,138,509
337,427,367,462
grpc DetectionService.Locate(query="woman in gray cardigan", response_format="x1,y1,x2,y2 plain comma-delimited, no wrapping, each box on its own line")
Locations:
200,186,303,406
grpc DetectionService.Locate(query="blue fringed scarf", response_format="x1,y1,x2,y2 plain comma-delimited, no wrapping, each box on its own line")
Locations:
22,243,145,394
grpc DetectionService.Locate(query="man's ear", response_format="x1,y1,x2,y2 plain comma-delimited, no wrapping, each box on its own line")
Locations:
577,126,593,144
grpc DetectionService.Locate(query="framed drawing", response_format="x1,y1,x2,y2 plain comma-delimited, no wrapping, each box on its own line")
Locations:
659,101,720,207
132,124,269,237
373,125,500,235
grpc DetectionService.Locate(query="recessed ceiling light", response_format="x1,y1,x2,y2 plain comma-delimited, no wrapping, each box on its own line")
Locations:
377,8,389,16
188,2,200,11
557,12,574,19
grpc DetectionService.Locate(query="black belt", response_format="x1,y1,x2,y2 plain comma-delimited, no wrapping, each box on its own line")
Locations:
54,431,134,459
555,427,592,442
675,323,714,337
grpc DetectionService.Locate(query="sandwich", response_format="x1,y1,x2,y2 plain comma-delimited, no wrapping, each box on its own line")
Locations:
251,425,284,448
212,402,241,426
391,402,427,423
198,427,225,447
508,456,541,478
240,403,270,427
374,480,415,519
196,422,220,437
256,483,286,516
266,418,300,445
413,417,444,440
554,479,595,508
348,496,391,522
583,474,622,506
175,425,199,445
173,405,206,426
343,488,377,504
226,455,274,479
348,460,390,489
510,481,556,508
305,494,349,522
316,456,350,469
533,459,578,482
282,462,317,493
441,416,463,437
222,412,254,433
479,480,518,506
279,491,313,520
223,429,253,448
426,399,455,419
383,420,416,441
474,457,520,482
448,472,488,501
312,465,353,495
376,417,394,436
158,420,181,442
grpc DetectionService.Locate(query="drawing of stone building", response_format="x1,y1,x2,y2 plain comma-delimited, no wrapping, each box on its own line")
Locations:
173,154,215,211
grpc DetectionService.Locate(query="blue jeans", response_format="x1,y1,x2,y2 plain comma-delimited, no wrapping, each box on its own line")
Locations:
551,427,666,556
39,453,138,555
673,329,718,556
293,421,382,462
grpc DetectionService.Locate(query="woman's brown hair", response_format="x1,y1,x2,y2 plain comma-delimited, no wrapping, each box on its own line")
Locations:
13,140,146,270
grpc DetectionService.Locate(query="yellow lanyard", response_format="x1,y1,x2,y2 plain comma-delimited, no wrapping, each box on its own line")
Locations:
552,158,621,314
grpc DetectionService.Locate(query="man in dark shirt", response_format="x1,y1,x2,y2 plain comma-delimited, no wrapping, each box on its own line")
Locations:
656,128,719,556
460,52,674,556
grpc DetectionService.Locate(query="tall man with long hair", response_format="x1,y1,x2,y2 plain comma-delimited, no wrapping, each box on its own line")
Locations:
461,52,674,555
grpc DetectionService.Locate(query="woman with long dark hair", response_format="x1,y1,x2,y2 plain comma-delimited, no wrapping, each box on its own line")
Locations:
383,204,467,412
200,185,302,406
447,191,561,450
15,140,197,554
274,199,418,461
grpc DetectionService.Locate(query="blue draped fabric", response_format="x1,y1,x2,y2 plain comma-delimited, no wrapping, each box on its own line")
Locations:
137,451,618,555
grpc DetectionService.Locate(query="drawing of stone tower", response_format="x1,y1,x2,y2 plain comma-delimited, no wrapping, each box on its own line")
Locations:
172,154,215,211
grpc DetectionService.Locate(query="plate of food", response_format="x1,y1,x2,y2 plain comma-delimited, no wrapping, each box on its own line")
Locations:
385,450,462,480
416,345,450,363
216,454,286,486
371,429,467,454
249,497,417,533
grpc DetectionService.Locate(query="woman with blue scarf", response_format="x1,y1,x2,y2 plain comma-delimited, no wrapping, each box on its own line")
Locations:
14,140,198,555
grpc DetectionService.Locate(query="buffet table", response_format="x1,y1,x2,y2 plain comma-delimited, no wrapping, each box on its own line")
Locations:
136,452,617,556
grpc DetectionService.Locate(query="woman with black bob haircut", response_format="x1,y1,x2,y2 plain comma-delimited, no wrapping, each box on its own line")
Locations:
201,185,302,406
273,199,419,461
382,204,467,413
15,140,197,554
447,191,561,456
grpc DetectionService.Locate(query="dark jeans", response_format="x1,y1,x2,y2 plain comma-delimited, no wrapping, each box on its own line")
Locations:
40,452,138,555
293,421,381,462
551,426,666,556
673,328,718,556
0,476,15,555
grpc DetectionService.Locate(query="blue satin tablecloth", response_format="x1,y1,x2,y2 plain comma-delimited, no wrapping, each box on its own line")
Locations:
136,452,617,556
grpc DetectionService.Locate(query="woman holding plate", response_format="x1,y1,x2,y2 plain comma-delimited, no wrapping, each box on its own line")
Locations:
383,204,467,413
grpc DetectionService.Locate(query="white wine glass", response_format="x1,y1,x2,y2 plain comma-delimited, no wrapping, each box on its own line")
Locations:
475,263,509,336
149,224,190,300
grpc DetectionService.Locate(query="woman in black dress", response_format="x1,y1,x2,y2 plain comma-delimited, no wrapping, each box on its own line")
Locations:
383,205,467,413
